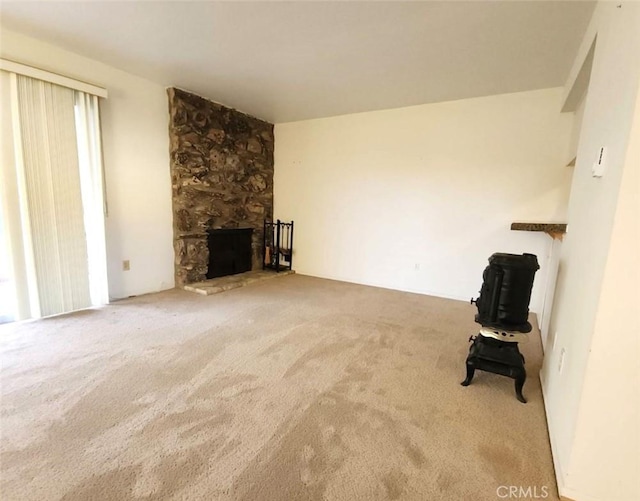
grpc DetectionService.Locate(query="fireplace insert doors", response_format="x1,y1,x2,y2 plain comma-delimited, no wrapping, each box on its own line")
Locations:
206,228,253,279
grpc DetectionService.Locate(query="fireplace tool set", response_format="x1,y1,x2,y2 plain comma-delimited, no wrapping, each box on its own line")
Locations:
462,253,540,403
263,220,294,272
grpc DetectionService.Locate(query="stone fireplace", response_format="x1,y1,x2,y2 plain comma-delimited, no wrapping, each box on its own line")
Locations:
167,88,274,286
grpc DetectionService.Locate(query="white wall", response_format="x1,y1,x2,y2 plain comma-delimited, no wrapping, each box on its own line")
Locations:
540,3,640,501
569,83,640,501
275,88,573,315
0,29,175,299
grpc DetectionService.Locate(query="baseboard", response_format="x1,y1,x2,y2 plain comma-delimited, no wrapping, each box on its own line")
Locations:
539,374,604,501
540,372,567,498
558,486,605,501
294,270,471,304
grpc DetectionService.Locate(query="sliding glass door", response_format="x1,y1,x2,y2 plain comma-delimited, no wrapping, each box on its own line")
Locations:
0,71,108,320
0,200,15,324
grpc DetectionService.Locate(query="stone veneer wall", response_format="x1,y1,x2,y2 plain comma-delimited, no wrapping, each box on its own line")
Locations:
167,88,274,285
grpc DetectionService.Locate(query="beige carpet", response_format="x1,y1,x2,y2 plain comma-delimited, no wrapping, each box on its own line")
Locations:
0,275,558,500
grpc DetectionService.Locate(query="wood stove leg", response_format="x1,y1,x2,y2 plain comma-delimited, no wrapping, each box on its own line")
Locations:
514,372,527,404
461,361,476,386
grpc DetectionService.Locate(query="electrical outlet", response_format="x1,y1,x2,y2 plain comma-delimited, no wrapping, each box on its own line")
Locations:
414,263,421,271
123,260,130,271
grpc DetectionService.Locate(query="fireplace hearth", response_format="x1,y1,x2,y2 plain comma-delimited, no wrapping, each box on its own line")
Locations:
206,228,253,279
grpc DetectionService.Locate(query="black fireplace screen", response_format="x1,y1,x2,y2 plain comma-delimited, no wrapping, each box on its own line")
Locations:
206,228,253,279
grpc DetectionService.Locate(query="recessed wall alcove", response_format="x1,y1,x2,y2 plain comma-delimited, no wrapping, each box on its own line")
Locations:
167,88,274,285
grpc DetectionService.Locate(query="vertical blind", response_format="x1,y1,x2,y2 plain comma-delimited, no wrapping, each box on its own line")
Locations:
14,76,91,317
6,73,108,318
74,92,109,307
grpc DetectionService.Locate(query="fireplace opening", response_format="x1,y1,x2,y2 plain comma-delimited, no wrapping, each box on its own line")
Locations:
206,228,253,279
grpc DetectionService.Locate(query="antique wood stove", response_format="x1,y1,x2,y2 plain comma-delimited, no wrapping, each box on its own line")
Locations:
461,253,539,403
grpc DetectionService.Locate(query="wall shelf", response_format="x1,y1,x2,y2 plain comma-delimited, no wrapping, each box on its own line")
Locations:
511,222,567,240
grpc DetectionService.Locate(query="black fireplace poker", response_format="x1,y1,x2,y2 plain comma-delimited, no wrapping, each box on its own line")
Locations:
461,253,540,403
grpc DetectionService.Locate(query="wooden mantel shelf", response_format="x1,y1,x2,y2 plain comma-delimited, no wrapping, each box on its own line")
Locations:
511,222,567,240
